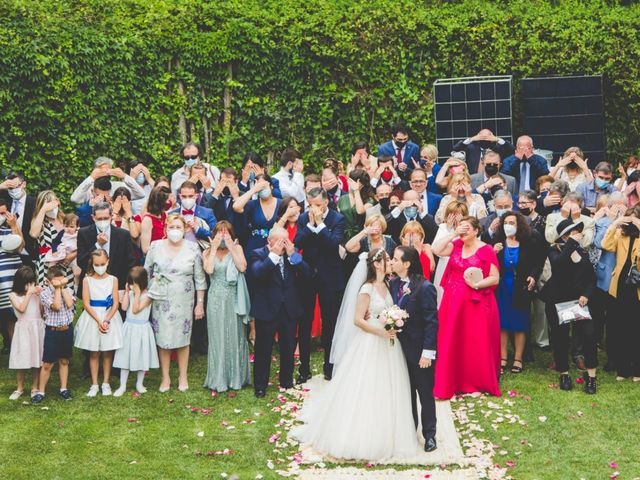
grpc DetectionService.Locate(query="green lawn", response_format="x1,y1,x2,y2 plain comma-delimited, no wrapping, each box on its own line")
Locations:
1,344,639,480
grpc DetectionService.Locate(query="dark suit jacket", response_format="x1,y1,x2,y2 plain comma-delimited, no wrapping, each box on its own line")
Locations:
77,224,137,296
1,193,37,261
391,277,439,365
452,139,515,174
385,211,438,245
248,246,312,322
294,209,346,291
501,154,550,193
377,140,421,180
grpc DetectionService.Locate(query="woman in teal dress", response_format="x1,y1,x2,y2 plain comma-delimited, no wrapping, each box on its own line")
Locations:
202,221,251,393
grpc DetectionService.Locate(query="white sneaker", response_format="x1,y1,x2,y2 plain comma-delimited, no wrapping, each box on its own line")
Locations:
86,385,99,397
9,390,23,401
101,383,112,396
136,385,147,394
113,387,126,397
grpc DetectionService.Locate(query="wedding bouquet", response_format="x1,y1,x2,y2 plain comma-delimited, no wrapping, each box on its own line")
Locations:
379,305,409,346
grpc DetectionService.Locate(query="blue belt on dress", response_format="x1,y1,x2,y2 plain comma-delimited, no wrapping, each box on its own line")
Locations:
251,228,269,239
90,295,113,308
125,317,149,325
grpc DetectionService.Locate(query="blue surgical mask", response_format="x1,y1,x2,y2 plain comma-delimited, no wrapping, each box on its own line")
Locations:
249,171,256,182
184,158,197,168
595,178,610,189
404,206,418,219
495,208,508,218
219,239,227,249
258,188,271,200
136,173,146,185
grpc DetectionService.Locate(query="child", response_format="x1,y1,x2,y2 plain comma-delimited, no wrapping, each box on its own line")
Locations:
113,267,159,396
31,265,76,404
43,213,80,290
74,249,124,397
8,266,45,400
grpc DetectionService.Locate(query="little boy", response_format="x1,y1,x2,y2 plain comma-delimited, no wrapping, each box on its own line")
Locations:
31,266,76,404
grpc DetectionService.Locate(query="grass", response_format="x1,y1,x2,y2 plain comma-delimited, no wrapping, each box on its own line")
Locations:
1,342,639,480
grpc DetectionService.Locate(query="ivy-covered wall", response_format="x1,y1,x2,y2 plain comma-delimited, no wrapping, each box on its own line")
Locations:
1,0,639,198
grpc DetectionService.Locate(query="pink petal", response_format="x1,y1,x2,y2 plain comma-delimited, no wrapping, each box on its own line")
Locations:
127,418,138,423
576,377,584,384
505,460,515,467
609,462,618,468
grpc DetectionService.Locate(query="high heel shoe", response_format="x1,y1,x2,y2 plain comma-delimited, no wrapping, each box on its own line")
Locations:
500,358,508,375
511,359,523,374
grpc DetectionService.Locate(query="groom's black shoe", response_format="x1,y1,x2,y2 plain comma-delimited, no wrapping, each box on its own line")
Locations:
296,373,312,385
424,437,437,452
254,389,266,398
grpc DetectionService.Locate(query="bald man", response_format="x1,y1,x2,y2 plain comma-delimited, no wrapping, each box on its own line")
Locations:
501,135,550,193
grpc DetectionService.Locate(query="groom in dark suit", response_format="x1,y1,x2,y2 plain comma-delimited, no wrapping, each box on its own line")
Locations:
390,246,439,452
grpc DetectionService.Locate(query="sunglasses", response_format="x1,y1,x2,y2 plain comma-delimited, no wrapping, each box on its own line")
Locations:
183,155,199,161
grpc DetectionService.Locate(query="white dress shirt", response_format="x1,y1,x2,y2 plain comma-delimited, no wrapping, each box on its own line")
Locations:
272,168,305,203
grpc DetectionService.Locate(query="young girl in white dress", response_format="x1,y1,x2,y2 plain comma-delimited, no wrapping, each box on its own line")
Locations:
113,267,159,396
291,249,419,461
74,249,123,397
8,266,45,400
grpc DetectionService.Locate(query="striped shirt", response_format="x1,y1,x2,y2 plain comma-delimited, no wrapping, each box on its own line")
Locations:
0,226,23,311
40,286,75,327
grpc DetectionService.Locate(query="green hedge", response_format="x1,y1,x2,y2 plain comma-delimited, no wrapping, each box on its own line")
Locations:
1,0,639,201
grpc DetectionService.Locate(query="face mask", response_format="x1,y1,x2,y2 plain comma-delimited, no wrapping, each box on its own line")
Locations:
378,197,391,211
8,187,23,199
0,233,22,253
381,169,393,182
222,187,231,196
450,166,464,174
181,198,196,210
45,208,58,219
495,208,508,218
327,186,338,195
484,165,499,177
136,173,146,185
394,140,407,149
567,161,578,169
0,215,5,226
195,181,203,191
95,220,110,232
595,178,610,189
249,171,256,182
404,206,418,219
258,188,271,200
219,239,227,249
184,158,197,168
164,200,173,211
519,207,532,216
503,224,517,237
167,229,184,243
93,265,108,276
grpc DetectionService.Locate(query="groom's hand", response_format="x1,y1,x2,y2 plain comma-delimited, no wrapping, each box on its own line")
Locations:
419,358,431,369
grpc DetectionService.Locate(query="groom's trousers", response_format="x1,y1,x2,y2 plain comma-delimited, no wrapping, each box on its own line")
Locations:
407,361,437,440
254,306,298,391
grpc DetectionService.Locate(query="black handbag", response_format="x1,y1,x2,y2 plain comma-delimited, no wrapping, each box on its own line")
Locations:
626,252,640,286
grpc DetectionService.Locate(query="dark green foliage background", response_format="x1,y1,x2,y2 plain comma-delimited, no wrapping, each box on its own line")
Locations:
1,0,639,200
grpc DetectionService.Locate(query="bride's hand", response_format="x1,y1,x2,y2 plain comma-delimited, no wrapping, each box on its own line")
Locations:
381,328,396,339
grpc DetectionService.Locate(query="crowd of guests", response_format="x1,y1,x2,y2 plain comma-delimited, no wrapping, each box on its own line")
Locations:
1,125,639,404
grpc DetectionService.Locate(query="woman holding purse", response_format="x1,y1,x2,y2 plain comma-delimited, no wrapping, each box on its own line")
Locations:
541,219,597,394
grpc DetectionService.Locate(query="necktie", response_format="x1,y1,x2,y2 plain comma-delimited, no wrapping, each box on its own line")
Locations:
278,257,285,279
519,160,528,192
182,209,194,215
397,281,408,300
396,148,403,166
11,200,20,215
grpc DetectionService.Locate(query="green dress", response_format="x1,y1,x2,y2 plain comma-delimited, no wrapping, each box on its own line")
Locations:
203,253,251,392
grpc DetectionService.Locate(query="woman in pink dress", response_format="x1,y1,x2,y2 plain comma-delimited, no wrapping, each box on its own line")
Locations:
432,216,501,399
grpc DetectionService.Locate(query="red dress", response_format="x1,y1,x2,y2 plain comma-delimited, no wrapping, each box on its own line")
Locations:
419,250,431,279
434,239,501,399
144,212,167,242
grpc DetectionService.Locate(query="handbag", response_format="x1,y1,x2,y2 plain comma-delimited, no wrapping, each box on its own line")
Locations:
625,252,640,286
147,273,170,300
555,300,591,324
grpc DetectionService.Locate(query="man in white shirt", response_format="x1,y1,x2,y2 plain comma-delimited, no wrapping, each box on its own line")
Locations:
70,156,146,205
170,142,220,198
272,148,305,203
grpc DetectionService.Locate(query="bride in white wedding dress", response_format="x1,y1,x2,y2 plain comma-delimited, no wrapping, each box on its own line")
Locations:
291,249,419,461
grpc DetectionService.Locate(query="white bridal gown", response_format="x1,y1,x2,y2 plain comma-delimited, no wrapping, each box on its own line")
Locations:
291,283,419,461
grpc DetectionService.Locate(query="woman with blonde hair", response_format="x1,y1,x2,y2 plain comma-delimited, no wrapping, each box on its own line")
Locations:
399,221,435,278
435,156,469,192
344,213,396,257
435,172,487,224
550,146,593,191
29,190,74,286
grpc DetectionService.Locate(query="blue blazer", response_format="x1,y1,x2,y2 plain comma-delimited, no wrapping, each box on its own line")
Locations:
248,246,312,322
294,208,346,291
390,277,438,365
594,217,617,292
169,204,217,240
377,140,421,179
501,154,550,192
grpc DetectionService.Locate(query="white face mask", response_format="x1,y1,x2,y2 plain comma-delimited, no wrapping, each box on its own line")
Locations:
95,220,110,232
8,188,23,200
167,229,184,243
503,224,518,237
181,198,196,210
45,207,58,219
93,265,108,275
0,215,5,226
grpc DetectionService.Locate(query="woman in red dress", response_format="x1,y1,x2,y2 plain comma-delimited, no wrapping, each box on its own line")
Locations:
399,221,435,280
140,185,172,254
432,216,501,398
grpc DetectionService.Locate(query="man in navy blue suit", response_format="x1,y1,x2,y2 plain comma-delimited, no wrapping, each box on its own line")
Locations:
249,227,312,397
294,188,346,381
501,135,550,194
377,124,421,181
390,246,439,452
170,180,217,242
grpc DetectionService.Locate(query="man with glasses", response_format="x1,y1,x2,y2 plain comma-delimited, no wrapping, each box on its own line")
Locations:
471,149,517,197
376,124,421,180
171,142,220,198
501,136,550,194
407,168,442,217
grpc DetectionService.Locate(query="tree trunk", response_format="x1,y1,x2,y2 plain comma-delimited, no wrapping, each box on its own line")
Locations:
175,58,188,145
200,86,210,160
223,62,233,157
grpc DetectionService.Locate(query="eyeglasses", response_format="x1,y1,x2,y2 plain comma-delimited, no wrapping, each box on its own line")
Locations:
410,180,426,184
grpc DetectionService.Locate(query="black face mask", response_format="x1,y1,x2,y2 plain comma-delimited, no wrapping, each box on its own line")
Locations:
567,161,578,169
622,223,640,238
378,197,391,212
519,207,532,216
328,186,339,195
394,140,407,149
484,164,499,176
195,181,203,192
222,187,231,197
